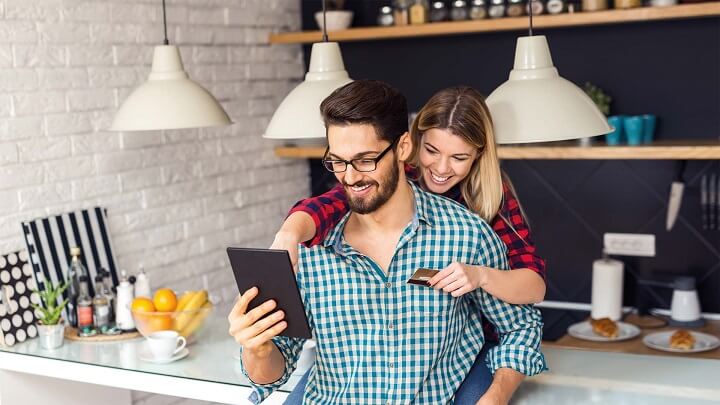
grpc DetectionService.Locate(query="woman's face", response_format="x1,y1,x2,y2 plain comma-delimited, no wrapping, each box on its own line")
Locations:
418,128,479,194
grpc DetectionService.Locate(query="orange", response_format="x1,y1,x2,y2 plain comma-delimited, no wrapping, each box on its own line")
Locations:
153,288,178,312
131,297,155,313
147,314,173,331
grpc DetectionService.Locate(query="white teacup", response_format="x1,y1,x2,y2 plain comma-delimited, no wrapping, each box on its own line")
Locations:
146,330,186,360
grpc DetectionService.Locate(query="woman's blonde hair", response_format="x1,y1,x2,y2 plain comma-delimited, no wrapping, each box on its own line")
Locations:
408,86,503,222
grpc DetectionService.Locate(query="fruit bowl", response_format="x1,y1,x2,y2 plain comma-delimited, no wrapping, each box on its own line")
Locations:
131,290,213,339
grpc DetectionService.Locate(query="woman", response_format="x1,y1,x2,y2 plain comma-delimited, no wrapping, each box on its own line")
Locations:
276,86,545,404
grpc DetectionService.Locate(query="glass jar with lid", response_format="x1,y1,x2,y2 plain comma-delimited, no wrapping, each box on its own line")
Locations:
526,0,544,15
378,5,395,26
450,0,470,20
429,1,449,21
470,0,488,19
506,0,525,16
488,0,506,18
394,0,411,25
410,0,429,24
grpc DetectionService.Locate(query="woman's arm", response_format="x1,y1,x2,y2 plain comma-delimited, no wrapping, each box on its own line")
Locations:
478,267,545,304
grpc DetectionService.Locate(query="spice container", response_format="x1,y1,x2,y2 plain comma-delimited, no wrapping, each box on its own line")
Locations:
394,0,411,25
527,0,544,15
429,1,449,21
378,5,395,26
507,0,525,16
488,0,506,18
546,0,565,14
410,0,429,24
470,0,488,19
614,0,641,8
450,0,470,20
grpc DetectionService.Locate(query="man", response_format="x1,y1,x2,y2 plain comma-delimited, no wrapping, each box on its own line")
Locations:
228,80,546,404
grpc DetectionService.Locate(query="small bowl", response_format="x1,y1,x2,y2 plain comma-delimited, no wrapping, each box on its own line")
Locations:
314,10,353,31
132,306,213,339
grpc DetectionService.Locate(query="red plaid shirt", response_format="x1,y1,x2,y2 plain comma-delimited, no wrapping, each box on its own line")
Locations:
288,167,546,342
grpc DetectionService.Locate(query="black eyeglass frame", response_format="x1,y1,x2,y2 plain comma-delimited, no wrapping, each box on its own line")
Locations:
322,136,400,173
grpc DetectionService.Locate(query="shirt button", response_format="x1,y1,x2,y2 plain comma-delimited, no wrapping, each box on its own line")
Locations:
388,323,394,329
385,282,391,288
389,362,394,368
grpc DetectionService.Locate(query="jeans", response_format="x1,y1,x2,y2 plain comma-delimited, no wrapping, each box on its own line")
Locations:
283,343,496,405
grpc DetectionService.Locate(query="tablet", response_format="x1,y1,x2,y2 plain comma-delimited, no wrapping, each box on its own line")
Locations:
226,247,312,339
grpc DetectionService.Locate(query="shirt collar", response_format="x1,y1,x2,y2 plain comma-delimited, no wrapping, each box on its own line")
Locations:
322,181,435,254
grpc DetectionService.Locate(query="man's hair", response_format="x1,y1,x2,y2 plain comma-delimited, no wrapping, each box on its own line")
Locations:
320,80,408,144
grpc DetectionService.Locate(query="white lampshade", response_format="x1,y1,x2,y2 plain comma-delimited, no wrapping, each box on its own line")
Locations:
264,42,352,139
111,45,231,131
487,36,612,144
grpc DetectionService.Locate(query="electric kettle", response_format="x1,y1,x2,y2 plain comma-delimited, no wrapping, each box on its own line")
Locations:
639,276,703,327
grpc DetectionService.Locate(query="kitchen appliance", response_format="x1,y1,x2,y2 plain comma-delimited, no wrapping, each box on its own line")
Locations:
665,160,686,231
639,276,704,327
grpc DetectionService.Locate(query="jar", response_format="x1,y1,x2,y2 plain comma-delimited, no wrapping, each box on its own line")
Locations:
378,6,395,26
410,0,429,24
394,0,411,25
506,0,525,16
470,0,488,19
614,0,641,8
546,0,565,13
450,0,469,20
488,0,506,18
526,0,544,15
429,1,449,21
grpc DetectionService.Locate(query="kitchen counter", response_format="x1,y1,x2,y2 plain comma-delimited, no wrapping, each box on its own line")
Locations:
1,310,719,405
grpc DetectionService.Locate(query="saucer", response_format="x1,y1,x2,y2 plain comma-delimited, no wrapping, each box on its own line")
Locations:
643,330,720,354
139,347,189,364
567,320,641,342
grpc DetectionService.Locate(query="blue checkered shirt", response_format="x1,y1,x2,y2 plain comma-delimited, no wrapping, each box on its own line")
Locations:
242,183,547,404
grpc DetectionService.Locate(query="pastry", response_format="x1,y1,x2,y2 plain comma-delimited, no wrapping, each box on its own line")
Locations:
669,329,695,350
590,317,619,338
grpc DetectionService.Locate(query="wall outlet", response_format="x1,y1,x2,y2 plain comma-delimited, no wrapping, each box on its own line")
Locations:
603,233,656,257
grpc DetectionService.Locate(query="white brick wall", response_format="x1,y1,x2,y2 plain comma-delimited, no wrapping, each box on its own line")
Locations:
0,1,307,403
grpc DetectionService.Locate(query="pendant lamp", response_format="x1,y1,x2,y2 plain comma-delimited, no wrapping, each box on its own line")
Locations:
110,0,230,131
486,3,611,144
263,0,352,139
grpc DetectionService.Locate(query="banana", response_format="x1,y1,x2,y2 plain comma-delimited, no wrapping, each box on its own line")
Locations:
173,290,208,331
175,291,196,312
179,301,213,337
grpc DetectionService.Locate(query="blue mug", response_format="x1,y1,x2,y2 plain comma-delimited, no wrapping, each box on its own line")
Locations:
606,116,624,146
623,116,644,146
642,114,656,144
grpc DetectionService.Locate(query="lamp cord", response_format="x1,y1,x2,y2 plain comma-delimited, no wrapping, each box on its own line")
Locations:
322,0,328,42
528,0,534,36
162,0,169,45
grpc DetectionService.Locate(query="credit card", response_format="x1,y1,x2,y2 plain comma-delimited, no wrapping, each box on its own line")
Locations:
407,268,439,287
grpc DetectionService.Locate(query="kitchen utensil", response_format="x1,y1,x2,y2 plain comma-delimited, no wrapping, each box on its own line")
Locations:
639,276,704,327
567,320,641,342
643,331,720,353
666,160,686,231
710,173,717,230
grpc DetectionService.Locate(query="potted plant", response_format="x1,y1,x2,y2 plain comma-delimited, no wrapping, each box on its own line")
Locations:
581,82,613,146
31,280,69,350
315,0,354,32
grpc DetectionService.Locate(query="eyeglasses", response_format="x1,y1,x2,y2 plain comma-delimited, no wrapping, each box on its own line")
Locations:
322,137,400,173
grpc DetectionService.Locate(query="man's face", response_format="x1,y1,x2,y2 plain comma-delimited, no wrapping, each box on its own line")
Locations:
327,124,400,215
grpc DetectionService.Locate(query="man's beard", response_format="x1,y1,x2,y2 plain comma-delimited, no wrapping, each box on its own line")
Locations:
344,161,400,215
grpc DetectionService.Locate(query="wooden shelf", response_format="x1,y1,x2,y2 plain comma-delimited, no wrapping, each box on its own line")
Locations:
274,140,720,160
270,3,720,44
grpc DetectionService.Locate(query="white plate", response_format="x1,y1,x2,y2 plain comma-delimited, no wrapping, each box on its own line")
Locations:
643,330,720,353
139,347,190,364
567,320,641,342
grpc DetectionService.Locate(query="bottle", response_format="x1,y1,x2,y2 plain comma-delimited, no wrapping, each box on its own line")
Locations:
134,266,151,298
76,276,93,329
93,275,111,330
65,246,88,328
115,270,135,332
100,269,116,322
410,0,429,24
393,0,410,26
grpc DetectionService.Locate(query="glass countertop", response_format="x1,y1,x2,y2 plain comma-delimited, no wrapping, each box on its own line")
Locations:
0,305,304,393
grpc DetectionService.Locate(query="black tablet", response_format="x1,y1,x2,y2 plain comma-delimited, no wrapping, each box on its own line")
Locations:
226,247,312,339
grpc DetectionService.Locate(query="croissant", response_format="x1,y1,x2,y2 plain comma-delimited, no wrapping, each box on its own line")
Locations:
590,317,619,338
669,330,695,350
